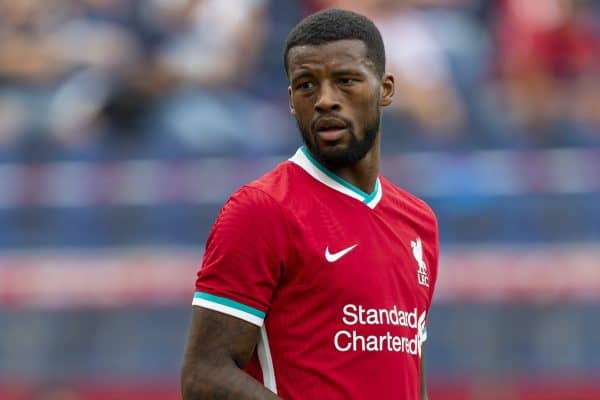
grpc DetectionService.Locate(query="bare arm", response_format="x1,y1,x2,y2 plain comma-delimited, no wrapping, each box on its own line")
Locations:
420,344,428,400
181,307,281,400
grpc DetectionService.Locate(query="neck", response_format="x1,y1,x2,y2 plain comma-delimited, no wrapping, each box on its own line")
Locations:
326,135,381,194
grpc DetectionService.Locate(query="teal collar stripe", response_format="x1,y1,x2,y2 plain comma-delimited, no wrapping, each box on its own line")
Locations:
194,292,265,319
296,146,383,208
301,147,373,199
363,179,380,204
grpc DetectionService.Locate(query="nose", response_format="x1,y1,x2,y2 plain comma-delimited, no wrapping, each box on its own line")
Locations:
315,80,341,113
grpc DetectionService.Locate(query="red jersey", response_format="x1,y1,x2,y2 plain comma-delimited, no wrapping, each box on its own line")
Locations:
194,147,439,400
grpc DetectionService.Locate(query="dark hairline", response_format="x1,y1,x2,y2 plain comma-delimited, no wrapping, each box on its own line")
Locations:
283,9,386,78
285,39,380,79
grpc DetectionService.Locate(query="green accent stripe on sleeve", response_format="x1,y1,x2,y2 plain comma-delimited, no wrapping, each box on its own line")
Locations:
194,292,266,319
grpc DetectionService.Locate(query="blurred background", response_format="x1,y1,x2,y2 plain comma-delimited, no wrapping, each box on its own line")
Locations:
0,0,599,399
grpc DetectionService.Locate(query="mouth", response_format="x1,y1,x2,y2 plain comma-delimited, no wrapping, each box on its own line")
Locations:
313,118,349,143
316,127,348,142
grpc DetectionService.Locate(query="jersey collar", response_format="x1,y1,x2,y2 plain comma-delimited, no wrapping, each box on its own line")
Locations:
289,146,383,210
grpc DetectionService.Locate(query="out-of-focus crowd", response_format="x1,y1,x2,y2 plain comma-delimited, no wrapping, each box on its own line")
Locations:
0,0,599,161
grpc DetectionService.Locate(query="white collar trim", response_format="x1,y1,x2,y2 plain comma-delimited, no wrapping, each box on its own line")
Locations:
289,147,383,210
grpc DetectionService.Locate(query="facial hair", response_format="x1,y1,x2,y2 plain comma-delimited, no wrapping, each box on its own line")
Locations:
297,107,380,170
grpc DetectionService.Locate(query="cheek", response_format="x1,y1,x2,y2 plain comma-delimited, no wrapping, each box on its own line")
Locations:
292,99,314,124
352,93,378,124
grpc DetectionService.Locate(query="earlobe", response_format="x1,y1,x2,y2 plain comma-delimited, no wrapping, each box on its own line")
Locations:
379,73,395,107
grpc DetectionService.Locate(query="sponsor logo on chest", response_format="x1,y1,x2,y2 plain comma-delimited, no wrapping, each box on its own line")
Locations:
333,304,427,358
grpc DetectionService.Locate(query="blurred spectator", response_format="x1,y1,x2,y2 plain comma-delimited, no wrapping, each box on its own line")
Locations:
0,0,69,84
0,0,68,152
149,0,267,89
489,0,600,147
375,0,467,135
147,0,296,155
0,0,143,154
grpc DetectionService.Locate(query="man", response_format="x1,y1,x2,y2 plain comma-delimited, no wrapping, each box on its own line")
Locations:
181,9,439,400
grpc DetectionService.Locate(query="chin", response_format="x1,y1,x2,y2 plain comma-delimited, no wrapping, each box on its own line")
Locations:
318,141,349,152
318,148,359,169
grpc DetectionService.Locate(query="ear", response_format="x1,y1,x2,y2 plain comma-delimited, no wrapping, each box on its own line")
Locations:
288,86,296,115
379,73,395,107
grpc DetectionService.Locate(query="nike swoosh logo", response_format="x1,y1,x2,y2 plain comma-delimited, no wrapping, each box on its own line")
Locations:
325,244,358,262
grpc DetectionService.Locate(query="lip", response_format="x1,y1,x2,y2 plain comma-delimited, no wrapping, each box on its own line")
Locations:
313,117,348,132
316,127,347,142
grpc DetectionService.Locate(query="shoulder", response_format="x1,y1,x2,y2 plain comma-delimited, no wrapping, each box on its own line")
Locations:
220,161,300,222
204,165,296,257
246,160,303,200
231,159,312,217
380,176,438,229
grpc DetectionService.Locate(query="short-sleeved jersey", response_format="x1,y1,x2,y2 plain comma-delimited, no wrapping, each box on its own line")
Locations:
194,147,439,400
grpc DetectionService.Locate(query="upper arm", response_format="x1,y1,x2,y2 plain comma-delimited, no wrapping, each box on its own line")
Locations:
183,306,260,371
181,306,286,399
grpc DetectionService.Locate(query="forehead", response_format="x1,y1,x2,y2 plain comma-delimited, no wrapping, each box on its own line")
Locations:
287,39,373,76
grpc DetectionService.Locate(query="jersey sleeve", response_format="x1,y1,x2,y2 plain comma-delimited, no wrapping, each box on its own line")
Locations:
193,186,287,327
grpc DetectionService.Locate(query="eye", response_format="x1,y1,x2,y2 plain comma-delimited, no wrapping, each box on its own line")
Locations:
296,81,315,90
338,78,357,86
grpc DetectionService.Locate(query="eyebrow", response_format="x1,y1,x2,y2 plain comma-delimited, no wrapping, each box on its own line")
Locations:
331,69,365,77
290,71,314,83
291,68,365,82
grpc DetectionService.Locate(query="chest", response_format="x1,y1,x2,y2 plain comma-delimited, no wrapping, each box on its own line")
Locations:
282,200,432,312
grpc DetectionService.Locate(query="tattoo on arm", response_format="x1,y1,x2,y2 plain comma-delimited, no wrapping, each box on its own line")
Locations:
181,307,281,400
